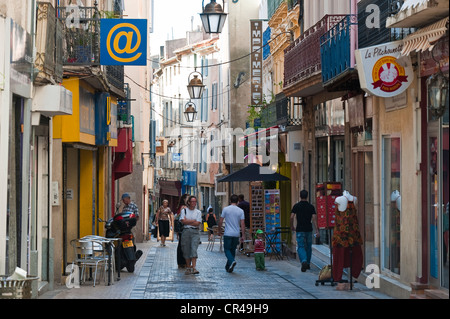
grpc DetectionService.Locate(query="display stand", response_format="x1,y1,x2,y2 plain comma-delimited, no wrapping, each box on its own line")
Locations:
264,189,282,257
315,182,342,287
245,182,264,256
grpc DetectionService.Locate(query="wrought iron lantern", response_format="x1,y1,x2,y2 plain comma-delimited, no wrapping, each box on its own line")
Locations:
427,71,449,118
187,71,205,100
167,140,176,153
184,101,198,123
200,0,227,34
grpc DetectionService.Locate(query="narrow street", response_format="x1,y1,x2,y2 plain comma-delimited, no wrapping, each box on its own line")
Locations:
39,232,392,300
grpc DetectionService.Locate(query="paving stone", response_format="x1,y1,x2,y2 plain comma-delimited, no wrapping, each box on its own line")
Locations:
39,233,394,300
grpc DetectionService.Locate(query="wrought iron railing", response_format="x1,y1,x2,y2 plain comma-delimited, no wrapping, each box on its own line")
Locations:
35,2,64,83
388,0,405,16
287,0,299,10
268,0,284,19
57,4,101,65
106,65,124,91
320,15,358,84
284,15,346,90
118,83,131,124
261,94,293,128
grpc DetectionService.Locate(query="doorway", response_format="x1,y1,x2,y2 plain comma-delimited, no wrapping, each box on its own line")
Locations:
427,108,449,289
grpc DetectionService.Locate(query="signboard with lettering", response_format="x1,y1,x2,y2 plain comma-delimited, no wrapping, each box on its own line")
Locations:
100,19,147,66
355,41,413,98
250,20,263,106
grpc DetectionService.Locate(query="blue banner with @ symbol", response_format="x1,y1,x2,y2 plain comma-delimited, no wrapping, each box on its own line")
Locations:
100,19,147,65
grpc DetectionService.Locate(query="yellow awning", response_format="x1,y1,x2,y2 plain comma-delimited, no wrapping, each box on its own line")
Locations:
401,17,449,55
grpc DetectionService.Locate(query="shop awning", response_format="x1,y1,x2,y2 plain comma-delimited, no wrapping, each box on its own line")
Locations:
159,180,182,197
401,17,449,56
217,164,290,183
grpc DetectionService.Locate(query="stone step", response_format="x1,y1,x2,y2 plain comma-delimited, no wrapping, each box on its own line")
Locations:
410,293,430,299
425,289,449,299
410,282,430,294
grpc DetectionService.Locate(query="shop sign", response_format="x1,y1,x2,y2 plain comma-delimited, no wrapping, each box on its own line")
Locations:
250,20,263,106
355,40,413,98
172,153,182,162
100,19,147,65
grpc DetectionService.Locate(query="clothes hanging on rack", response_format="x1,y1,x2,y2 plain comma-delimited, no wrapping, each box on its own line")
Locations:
331,201,363,282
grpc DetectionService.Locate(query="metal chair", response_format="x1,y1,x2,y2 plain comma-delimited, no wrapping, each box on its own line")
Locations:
81,235,117,285
206,225,223,251
70,238,110,287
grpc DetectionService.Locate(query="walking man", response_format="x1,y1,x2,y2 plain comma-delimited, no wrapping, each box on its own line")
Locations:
290,190,319,272
219,194,246,273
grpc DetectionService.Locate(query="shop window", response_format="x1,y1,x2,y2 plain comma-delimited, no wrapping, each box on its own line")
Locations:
382,136,401,275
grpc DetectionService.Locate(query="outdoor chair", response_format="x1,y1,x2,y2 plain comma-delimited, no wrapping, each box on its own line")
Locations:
206,225,223,252
70,238,111,287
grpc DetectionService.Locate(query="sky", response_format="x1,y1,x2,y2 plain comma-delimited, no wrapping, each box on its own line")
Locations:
150,0,203,56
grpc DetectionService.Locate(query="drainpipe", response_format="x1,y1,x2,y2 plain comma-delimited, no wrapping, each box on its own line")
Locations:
372,95,380,266
350,0,357,68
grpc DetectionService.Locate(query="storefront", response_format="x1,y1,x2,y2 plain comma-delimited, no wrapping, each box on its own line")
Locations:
53,77,116,271
355,39,419,296
0,18,34,276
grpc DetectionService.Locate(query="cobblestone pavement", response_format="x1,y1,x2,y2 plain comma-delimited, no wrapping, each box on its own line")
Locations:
39,233,393,300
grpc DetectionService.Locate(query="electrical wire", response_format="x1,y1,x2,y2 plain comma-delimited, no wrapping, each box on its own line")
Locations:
148,31,291,69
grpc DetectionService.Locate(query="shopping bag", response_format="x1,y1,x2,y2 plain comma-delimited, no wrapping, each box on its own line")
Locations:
318,265,332,281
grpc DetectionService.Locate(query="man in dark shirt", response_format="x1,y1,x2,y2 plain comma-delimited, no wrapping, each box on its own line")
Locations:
290,190,319,272
238,194,250,228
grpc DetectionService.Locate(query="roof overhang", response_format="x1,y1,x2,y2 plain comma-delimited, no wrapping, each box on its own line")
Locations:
386,0,449,28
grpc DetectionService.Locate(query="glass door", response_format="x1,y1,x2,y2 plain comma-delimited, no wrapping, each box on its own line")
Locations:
428,105,449,289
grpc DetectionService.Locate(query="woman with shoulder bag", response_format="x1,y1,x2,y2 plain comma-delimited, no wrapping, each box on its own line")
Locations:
175,194,189,268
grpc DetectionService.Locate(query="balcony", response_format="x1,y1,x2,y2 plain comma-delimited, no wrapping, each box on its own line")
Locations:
358,0,416,49
106,65,125,95
34,2,64,85
283,15,346,97
261,93,302,128
287,0,299,11
320,15,359,91
58,4,100,65
386,0,450,28
57,4,125,97
268,0,284,19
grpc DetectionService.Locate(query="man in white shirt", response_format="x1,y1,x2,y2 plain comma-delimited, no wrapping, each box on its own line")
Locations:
219,194,245,273
180,195,203,275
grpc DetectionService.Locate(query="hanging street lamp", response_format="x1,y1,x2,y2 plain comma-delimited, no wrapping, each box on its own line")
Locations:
187,71,206,100
200,0,227,34
184,101,198,123
167,140,176,153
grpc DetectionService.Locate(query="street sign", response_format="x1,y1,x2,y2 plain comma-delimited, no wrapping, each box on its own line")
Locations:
100,19,147,65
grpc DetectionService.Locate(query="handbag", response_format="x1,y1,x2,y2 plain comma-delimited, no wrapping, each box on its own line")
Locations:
174,209,185,233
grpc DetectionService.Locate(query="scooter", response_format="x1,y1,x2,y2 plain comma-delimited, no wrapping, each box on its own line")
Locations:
99,209,143,273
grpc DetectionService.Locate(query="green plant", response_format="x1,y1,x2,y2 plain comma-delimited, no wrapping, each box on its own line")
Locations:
246,91,276,129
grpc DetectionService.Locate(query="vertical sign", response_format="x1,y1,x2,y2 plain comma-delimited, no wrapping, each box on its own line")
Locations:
250,20,263,106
